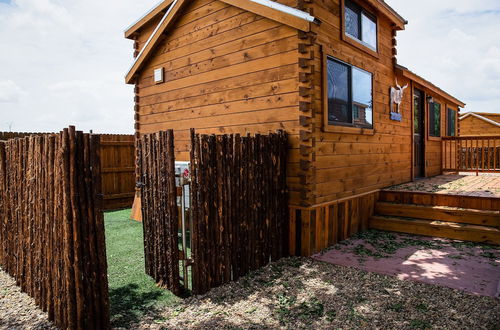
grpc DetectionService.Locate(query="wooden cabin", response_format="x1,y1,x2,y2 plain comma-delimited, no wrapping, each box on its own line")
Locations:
125,0,471,253
459,112,500,136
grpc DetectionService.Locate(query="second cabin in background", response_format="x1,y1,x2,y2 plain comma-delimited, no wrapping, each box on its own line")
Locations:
124,0,465,255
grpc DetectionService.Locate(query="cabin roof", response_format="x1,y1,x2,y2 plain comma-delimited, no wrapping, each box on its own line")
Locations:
124,0,406,39
367,0,407,30
124,0,318,40
459,112,500,127
125,0,318,84
395,64,466,108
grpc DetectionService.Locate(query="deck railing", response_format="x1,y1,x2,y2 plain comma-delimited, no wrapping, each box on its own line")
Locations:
442,136,500,173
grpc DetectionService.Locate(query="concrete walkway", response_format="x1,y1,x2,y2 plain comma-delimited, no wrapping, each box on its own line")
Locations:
314,232,500,298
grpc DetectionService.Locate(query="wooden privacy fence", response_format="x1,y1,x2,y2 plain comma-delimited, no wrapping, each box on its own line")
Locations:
138,129,289,296
189,129,288,294
0,127,110,330
100,134,135,210
1,131,135,210
443,136,500,173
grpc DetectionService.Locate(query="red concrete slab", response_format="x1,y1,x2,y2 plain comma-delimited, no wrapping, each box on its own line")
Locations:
313,233,500,298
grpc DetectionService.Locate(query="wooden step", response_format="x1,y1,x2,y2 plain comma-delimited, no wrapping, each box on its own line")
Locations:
378,190,500,211
376,202,499,228
369,215,500,245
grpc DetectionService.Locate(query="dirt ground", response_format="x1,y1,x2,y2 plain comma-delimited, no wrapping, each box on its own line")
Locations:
129,257,499,330
1,241,499,329
0,270,55,329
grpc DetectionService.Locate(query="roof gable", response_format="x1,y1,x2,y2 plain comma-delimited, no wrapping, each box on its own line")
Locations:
125,0,175,39
125,0,317,84
460,112,500,128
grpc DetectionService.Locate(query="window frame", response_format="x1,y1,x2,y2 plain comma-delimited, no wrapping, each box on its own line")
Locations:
446,106,457,137
341,0,379,58
323,54,375,135
428,100,442,139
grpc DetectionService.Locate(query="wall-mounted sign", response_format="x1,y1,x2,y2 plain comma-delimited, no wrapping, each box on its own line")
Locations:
390,79,408,121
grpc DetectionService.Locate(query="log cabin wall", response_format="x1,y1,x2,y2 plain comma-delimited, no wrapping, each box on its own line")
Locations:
460,114,500,137
308,0,412,206
132,0,307,205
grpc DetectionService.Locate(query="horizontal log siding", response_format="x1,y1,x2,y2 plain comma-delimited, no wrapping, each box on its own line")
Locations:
135,0,302,204
460,116,500,137
309,0,412,205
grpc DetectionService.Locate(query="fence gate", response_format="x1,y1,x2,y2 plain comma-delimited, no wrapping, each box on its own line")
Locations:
138,129,289,296
137,130,182,295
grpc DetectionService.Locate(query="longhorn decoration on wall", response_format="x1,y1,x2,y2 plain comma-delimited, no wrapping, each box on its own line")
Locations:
390,78,408,121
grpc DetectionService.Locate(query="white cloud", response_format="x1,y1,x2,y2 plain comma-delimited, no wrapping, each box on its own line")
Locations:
0,80,24,103
386,0,500,114
0,0,498,134
0,0,159,133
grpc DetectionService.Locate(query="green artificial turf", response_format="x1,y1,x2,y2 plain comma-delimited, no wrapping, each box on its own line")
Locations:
104,209,179,328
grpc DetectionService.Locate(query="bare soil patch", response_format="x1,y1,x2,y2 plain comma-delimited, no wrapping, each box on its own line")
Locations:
0,269,55,329
130,257,499,329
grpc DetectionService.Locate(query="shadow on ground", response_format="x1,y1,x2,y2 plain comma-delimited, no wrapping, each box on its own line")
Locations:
109,283,165,328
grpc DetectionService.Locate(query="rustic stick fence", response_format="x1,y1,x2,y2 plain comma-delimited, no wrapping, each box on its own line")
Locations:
137,129,289,295
0,127,110,329
1,131,136,210
0,131,52,140
442,136,500,173
137,130,181,295
189,129,289,294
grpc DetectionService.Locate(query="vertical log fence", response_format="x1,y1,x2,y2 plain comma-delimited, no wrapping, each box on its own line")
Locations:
138,129,289,296
1,131,136,211
137,130,181,295
189,129,288,294
442,136,500,173
0,127,110,329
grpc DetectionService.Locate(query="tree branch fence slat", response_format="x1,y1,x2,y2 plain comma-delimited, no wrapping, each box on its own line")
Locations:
138,129,288,296
0,127,110,329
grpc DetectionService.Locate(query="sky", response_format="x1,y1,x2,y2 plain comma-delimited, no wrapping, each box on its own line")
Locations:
0,0,499,133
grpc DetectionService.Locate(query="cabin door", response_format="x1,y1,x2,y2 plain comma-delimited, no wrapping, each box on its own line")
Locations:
413,89,425,178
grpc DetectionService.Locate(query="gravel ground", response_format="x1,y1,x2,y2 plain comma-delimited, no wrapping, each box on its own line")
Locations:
1,257,499,330
0,269,55,329
130,257,500,329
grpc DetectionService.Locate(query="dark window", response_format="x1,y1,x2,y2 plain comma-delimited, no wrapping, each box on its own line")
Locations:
447,108,456,136
327,56,373,128
345,0,377,50
429,102,441,137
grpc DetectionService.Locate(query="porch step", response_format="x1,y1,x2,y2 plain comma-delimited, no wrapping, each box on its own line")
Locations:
378,190,500,211
375,202,499,228
369,215,500,245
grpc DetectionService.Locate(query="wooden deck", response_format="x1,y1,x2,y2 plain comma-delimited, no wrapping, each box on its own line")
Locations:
385,173,500,198
369,174,500,245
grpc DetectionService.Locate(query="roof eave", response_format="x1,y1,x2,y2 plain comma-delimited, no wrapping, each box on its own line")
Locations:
396,65,465,108
124,0,174,39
